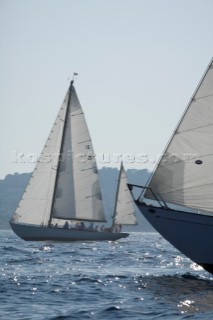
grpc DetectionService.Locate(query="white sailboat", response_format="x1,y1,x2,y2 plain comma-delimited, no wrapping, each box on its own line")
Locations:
112,162,137,231
129,57,213,274
10,78,129,241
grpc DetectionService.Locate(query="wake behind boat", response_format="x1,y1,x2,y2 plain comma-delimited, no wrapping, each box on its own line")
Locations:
10,77,132,241
130,57,213,274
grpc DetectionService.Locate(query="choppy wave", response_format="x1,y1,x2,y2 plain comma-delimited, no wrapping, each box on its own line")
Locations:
1,231,213,319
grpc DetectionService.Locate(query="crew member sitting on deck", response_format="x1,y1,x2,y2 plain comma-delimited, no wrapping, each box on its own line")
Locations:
64,221,69,229
79,222,85,230
88,222,94,231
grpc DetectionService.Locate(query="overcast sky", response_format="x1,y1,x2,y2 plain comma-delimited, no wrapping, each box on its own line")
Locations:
1,0,213,179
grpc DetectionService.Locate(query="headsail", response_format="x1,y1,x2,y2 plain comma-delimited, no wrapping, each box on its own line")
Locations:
144,57,213,213
113,162,137,226
12,90,69,226
12,81,106,226
51,83,106,222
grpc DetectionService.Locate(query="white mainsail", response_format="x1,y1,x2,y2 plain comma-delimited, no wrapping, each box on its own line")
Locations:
12,82,106,226
144,58,213,213
113,163,137,226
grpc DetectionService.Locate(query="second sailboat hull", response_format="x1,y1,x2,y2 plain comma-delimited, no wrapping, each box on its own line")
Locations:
135,202,213,274
10,222,129,242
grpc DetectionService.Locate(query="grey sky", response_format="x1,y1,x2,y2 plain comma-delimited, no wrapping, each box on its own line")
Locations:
1,0,213,179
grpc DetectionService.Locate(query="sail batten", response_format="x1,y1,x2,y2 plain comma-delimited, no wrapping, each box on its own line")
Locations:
195,93,213,100
144,58,213,212
178,123,213,134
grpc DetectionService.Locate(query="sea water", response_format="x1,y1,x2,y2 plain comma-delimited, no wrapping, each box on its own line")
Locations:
1,230,213,320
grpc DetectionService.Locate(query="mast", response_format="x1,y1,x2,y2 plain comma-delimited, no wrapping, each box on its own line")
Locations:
111,162,123,228
48,79,74,226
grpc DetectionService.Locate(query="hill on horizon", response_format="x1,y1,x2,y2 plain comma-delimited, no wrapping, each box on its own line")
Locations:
0,167,154,232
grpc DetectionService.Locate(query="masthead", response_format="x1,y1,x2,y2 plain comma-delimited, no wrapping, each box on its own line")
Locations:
72,72,78,83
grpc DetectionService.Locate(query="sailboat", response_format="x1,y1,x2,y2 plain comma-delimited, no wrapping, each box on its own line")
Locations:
129,57,213,274
10,77,129,241
111,162,137,231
